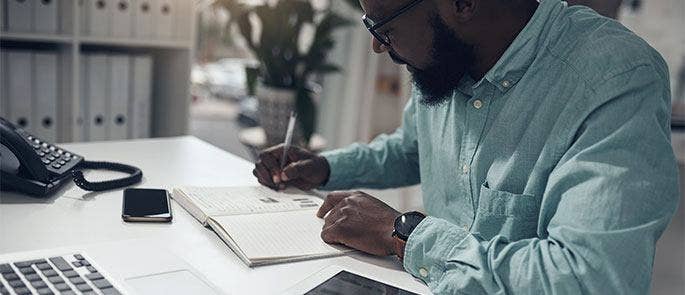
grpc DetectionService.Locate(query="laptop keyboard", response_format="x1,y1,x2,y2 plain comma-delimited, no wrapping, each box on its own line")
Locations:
0,253,121,295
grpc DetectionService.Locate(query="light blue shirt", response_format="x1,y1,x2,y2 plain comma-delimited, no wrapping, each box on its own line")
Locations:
320,0,680,293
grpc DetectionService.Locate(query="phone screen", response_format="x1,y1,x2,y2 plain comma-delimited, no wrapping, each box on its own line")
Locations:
122,188,171,221
306,271,418,295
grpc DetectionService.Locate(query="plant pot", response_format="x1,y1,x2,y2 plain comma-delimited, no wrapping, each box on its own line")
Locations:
256,84,306,147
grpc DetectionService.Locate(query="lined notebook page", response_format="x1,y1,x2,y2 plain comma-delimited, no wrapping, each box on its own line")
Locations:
179,186,323,216
212,210,349,259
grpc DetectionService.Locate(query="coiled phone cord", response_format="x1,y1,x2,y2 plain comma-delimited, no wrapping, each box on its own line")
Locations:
71,160,143,191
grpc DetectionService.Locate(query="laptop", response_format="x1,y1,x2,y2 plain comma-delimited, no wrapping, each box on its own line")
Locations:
0,239,221,295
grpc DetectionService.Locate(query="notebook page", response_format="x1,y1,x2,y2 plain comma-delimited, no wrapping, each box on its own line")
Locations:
177,186,323,216
211,210,350,260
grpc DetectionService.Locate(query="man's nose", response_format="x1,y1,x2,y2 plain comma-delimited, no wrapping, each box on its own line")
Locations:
372,37,390,53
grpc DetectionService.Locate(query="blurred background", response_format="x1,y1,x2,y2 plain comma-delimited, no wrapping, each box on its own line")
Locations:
0,0,683,293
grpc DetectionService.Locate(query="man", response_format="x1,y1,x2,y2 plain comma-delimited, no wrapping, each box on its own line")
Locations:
253,0,679,293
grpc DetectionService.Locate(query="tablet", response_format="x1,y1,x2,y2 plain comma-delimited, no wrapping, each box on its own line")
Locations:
284,265,420,295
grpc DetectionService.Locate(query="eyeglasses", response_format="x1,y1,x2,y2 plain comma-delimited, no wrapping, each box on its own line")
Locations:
361,0,425,47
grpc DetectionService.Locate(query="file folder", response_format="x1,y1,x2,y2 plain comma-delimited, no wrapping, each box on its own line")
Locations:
79,0,87,36
85,0,112,37
74,56,88,142
6,51,33,131
155,0,174,39
130,55,152,138
108,55,130,140
132,0,155,39
7,0,33,33
34,0,59,34
84,54,109,141
174,0,193,41
0,51,7,118
111,0,133,38
33,52,59,143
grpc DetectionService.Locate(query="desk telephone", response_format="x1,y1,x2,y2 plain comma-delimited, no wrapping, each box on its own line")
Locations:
0,117,142,197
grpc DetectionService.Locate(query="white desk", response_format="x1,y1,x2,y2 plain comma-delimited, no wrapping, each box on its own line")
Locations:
0,136,430,294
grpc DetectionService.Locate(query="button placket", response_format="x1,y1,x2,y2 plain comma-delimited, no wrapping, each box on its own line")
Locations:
418,267,429,278
462,86,495,215
473,99,483,109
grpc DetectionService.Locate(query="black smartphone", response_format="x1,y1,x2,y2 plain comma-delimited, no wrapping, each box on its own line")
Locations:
122,188,172,222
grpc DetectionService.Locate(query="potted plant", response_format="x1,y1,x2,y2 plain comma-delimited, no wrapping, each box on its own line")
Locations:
215,0,352,146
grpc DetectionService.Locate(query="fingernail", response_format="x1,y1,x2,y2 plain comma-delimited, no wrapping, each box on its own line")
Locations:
281,172,289,181
273,175,280,184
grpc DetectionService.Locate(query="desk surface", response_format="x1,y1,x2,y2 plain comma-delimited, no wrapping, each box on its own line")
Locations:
0,136,430,295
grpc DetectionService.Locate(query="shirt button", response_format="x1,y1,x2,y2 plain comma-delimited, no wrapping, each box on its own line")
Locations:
418,267,429,278
502,80,511,88
473,99,483,109
462,164,470,174
463,224,469,231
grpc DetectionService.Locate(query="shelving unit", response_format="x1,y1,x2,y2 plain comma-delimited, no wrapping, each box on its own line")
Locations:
0,0,197,142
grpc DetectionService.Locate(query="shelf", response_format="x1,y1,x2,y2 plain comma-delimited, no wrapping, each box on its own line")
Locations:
0,32,74,44
79,37,192,50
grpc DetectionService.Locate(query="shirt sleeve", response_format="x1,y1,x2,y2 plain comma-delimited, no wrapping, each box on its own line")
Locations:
319,92,421,190
403,65,680,294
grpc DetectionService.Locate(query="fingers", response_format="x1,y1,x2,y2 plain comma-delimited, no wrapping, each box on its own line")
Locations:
253,165,276,189
254,144,315,190
281,160,311,182
321,220,344,245
320,201,347,244
257,150,282,183
316,191,352,218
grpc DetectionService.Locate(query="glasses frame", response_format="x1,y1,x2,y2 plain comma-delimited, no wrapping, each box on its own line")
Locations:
362,0,425,47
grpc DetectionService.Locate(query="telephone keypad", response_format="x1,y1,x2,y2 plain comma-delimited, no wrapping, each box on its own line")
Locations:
20,130,83,175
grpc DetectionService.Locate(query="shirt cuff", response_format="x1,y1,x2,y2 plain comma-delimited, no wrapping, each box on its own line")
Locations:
403,216,470,285
318,149,356,191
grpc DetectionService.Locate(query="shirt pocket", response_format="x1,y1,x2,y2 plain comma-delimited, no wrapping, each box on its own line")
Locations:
472,181,541,241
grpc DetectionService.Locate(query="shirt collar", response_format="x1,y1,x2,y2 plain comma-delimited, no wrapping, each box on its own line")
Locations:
481,0,565,92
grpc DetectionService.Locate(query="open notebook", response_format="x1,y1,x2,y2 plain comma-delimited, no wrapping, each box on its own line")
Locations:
172,186,352,267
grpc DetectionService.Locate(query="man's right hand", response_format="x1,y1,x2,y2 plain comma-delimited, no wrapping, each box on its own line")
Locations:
252,144,330,191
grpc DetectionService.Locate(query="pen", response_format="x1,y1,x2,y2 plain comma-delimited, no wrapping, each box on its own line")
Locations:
280,111,297,170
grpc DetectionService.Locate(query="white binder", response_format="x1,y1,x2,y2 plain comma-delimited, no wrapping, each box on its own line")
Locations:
33,52,59,143
79,0,88,35
108,55,130,140
85,54,109,141
111,0,133,38
6,51,33,131
132,0,155,39
33,0,59,34
0,51,7,118
129,55,152,138
7,0,33,33
85,0,112,37
155,0,174,39
74,56,88,142
174,0,193,41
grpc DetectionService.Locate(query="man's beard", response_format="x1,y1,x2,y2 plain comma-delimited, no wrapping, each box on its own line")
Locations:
403,17,475,107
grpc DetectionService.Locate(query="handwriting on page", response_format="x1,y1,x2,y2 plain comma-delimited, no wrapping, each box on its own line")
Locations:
181,186,323,216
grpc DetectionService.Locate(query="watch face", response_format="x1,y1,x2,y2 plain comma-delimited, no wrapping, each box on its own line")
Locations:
394,212,426,240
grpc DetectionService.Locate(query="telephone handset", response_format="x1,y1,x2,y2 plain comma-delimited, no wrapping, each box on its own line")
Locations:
0,117,143,197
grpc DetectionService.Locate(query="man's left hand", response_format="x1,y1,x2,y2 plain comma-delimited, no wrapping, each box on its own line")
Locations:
317,191,401,256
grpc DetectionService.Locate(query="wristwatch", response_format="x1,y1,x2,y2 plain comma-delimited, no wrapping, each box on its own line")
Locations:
391,211,426,260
